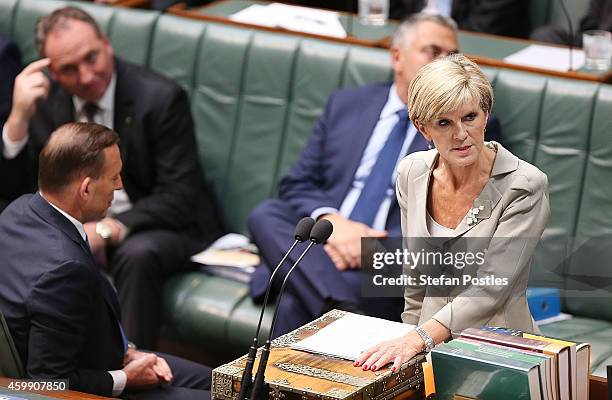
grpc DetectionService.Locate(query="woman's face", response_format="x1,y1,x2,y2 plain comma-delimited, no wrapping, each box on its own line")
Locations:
417,99,489,169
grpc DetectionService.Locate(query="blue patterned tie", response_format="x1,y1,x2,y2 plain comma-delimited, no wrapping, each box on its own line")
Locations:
119,324,129,354
349,109,410,226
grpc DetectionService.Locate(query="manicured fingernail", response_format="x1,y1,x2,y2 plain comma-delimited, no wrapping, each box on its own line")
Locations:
354,361,359,366
370,365,377,371
362,365,368,370
392,367,396,372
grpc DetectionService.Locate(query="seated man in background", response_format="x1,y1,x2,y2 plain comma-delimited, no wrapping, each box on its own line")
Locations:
0,122,212,399
389,0,530,38
248,13,501,337
530,0,612,46
0,6,223,349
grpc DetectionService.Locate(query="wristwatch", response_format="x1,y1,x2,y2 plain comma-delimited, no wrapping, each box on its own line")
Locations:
95,221,113,240
414,326,435,353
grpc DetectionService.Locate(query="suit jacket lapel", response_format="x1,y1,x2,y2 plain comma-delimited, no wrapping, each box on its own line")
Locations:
112,59,133,163
451,142,518,237
29,194,122,321
452,182,501,237
413,162,433,238
30,193,91,258
413,143,508,241
51,86,75,128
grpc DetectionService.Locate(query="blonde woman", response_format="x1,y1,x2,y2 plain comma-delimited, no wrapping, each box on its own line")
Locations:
355,54,550,372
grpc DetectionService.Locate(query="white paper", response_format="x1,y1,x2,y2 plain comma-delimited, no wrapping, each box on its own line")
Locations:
230,4,278,27
536,312,573,326
207,233,252,251
190,233,259,268
504,45,585,72
292,313,415,360
191,249,259,269
267,3,347,38
230,3,346,38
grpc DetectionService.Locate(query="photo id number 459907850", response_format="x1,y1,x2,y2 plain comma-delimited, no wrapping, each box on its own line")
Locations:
5,379,68,392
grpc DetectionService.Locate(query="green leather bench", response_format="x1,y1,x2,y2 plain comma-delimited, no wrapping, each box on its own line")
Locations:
2,0,612,375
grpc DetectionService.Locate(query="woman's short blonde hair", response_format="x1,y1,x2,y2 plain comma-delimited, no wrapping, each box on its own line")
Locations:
407,53,493,124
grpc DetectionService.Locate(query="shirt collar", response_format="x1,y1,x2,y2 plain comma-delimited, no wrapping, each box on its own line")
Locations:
73,73,117,116
40,192,87,242
379,83,407,119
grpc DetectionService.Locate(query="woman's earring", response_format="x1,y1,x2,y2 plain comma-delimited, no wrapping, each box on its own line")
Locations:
427,141,433,150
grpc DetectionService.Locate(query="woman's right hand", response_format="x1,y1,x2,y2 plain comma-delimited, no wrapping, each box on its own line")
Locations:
354,330,424,372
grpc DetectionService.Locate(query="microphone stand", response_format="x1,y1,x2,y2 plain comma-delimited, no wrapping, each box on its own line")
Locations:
237,241,298,400
248,219,332,400
237,217,314,400
248,240,318,400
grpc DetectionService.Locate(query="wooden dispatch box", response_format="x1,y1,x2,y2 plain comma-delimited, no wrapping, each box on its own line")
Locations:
212,310,425,400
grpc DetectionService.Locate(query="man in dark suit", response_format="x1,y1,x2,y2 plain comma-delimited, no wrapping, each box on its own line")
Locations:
1,7,223,349
248,13,501,336
0,123,212,398
530,0,612,46
389,0,530,38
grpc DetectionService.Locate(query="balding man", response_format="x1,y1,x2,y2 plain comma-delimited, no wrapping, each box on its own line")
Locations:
0,6,223,349
0,123,212,399
248,13,501,336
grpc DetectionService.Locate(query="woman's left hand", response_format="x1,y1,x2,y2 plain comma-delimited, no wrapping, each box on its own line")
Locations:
354,331,424,372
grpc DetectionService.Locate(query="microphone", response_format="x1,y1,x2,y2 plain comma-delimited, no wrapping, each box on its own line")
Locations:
557,0,574,70
248,219,334,400
237,217,315,400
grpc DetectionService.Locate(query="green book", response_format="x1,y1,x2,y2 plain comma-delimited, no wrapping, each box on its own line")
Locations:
432,339,548,400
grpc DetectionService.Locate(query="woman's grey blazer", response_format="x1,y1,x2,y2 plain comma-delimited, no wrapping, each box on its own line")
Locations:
395,142,550,334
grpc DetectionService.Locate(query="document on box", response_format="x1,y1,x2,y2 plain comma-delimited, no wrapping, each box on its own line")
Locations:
292,313,415,360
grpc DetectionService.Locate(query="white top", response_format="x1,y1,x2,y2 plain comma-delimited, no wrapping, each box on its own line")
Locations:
426,211,455,237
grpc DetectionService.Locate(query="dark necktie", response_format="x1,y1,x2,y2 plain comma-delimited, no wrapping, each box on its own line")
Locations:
82,102,100,123
349,109,410,226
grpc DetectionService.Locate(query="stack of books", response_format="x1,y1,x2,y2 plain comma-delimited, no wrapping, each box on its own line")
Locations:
431,327,591,400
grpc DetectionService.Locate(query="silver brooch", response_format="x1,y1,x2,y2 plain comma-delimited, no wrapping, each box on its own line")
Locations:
466,205,485,226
